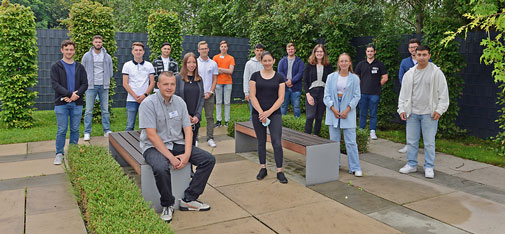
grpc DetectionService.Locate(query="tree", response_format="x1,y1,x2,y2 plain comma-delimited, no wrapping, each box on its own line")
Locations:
0,0,38,128
147,9,183,63
11,0,69,28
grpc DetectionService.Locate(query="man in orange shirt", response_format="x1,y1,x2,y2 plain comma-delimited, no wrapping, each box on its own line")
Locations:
212,40,235,127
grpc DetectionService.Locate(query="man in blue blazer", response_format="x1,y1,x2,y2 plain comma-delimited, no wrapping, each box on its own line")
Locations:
278,43,304,117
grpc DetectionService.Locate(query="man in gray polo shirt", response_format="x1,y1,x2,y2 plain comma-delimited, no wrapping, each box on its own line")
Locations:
139,71,215,223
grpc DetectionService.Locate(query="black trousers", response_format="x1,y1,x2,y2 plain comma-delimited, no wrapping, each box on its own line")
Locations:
251,113,284,168
143,144,215,207
305,87,325,136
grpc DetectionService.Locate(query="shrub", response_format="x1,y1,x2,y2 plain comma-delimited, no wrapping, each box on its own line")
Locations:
66,0,118,124
0,0,38,128
66,145,174,234
147,9,183,64
228,115,368,154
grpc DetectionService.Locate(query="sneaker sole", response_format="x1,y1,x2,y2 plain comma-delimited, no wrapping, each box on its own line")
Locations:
179,206,211,211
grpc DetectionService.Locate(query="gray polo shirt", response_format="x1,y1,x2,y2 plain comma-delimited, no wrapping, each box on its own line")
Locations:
139,93,191,153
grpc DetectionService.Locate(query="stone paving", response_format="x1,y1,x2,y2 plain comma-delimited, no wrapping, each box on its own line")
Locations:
1,127,505,233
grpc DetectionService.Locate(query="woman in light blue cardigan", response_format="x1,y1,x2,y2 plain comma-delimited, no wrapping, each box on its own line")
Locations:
323,53,363,177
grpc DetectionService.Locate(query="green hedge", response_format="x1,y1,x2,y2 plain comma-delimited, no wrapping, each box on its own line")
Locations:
227,115,369,154
66,145,174,234
147,9,183,64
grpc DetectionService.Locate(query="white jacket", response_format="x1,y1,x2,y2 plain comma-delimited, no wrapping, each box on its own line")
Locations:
243,57,263,96
397,63,449,117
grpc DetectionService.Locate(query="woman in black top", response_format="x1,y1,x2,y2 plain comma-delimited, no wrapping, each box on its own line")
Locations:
303,44,333,136
249,51,288,184
175,52,205,146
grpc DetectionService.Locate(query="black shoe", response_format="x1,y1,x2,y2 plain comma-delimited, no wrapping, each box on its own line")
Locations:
256,168,267,180
215,121,222,128
277,172,288,184
224,121,229,127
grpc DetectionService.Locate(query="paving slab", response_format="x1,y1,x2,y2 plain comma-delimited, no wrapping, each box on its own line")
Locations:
27,139,85,154
0,143,26,157
198,126,228,137
176,217,275,234
208,159,267,187
405,191,505,234
213,153,245,164
0,151,55,163
257,201,402,234
87,135,109,147
309,180,396,214
368,138,408,161
0,173,67,192
25,208,86,234
0,189,24,234
453,165,505,191
26,183,78,216
170,186,251,231
217,178,332,215
209,138,235,155
432,152,491,175
338,159,454,204
369,206,470,234
0,158,64,180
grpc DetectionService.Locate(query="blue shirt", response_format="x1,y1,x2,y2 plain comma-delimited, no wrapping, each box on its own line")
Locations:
61,60,76,92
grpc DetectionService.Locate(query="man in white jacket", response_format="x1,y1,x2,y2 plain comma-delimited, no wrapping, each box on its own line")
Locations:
243,43,264,117
397,45,449,179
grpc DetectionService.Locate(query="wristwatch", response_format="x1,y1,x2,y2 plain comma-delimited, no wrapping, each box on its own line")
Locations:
144,93,148,97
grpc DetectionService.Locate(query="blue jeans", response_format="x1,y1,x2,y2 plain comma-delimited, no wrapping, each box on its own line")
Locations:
83,85,110,134
215,84,232,122
406,114,438,169
329,126,361,173
126,101,140,131
359,94,380,131
55,103,83,155
281,88,301,117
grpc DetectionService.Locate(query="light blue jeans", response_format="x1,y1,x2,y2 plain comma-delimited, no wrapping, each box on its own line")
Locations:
406,114,438,169
215,84,232,122
328,126,361,173
281,88,301,117
83,85,110,134
126,101,140,131
55,103,83,155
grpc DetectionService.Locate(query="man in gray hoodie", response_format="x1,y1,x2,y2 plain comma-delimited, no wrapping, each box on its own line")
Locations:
81,35,114,141
243,43,264,117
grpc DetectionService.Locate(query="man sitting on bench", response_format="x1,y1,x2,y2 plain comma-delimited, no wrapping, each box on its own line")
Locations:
139,71,216,223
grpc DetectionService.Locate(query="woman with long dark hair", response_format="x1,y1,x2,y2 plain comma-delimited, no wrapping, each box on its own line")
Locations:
303,44,333,136
249,51,288,184
176,52,205,146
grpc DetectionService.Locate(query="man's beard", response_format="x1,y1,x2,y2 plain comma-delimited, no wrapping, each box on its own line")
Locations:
94,46,102,51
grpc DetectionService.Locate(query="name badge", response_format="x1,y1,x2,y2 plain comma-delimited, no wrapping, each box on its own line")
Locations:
371,67,379,74
168,111,179,118
220,55,225,59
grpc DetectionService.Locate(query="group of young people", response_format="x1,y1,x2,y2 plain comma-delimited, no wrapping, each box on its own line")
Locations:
50,36,449,223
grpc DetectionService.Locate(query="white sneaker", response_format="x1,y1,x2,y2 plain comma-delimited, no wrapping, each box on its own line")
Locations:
104,131,112,137
179,199,211,211
399,164,417,174
354,171,363,177
160,206,174,223
425,168,434,178
207,139,216,148
398,145,408,153
83,133,90,141
195,140,198,147
53,153,63,165
370,130,377,140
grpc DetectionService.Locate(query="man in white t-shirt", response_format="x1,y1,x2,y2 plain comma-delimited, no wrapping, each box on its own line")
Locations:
122,41,155,131
197,41,219,147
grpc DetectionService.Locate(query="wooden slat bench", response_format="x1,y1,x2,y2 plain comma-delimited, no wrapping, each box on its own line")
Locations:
235,121,340,186
108,131,191,211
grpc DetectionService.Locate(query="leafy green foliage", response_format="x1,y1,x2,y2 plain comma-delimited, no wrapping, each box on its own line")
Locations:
147,9,183,63
66,145,174,233
10,0,68,28
66,0,117,123
0,0,38,128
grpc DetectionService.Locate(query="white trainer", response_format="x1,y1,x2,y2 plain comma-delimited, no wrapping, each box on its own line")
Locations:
83,133,90,141
425,168,434,178
354,171,363,177
207,139,216,148
53,153,63,165
160,206,174,223
104,131,112,137
398,145,408,153
399,164,417,174
370,130,377,140
195,140,198,147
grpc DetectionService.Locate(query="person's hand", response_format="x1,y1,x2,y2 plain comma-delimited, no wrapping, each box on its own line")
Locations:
245,95,249,102
63,97,71,102
190,116,199,124
204,92,212,99
259,110,271,122
136,94,146,103
70,91,79,102
168,156,182,169
333,109,341,119
400,112,407,121
306,94,315,106
340,108,350,119
286,79,293,87
174,153,190,169
431,111,441,120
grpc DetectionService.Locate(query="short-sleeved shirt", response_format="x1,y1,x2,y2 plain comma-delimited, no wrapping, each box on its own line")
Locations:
213,54,235,84
250,71,285,116
122,60,155,102
138,93,192,153
197,57,219,93
355,59,387,95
